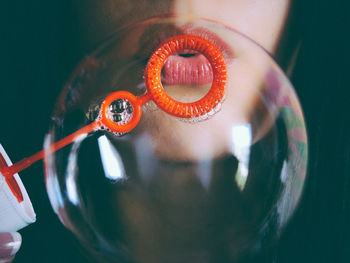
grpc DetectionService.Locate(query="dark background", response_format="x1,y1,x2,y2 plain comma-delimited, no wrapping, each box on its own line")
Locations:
1,0,350,262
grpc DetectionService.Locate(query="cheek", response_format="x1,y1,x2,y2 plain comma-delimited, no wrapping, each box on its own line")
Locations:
71,0,173,48
174,0,291,54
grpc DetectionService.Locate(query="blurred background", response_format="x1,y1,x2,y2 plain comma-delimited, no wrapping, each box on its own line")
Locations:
1,0,349,262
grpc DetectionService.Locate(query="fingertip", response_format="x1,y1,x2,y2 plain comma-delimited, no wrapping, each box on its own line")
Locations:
0,232,21,259
9,233,21,256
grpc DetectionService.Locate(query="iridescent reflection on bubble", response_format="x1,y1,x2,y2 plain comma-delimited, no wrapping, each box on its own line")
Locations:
44,16,307,263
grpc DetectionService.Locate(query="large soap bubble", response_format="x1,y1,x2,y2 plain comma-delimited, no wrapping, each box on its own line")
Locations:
44,15,307,262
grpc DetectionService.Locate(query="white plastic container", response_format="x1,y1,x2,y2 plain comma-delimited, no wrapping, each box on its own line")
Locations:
0,144,36,232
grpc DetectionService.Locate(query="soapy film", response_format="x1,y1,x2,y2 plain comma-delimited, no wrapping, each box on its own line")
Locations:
44,16,308,263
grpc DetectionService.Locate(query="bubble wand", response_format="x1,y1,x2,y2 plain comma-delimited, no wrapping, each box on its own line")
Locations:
0,34,227,203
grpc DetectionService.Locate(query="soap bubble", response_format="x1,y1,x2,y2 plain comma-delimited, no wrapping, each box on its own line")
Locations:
45,15,307,262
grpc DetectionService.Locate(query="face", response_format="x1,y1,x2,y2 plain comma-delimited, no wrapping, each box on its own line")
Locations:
64,0,293,161
54,2,306,262
72,0,291,56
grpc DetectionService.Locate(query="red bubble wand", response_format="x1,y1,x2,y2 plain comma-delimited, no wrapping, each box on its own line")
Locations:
0,35,227,202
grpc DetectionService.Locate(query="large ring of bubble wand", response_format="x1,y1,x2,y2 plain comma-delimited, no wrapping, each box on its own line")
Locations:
0,34,227,202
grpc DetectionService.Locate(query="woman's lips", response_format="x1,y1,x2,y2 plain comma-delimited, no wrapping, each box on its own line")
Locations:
161,53,213,85
139,25,233,86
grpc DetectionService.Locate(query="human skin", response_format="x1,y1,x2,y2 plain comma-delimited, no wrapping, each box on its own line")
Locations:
0,232,21,263
69,0,291,56
62,0,294,161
